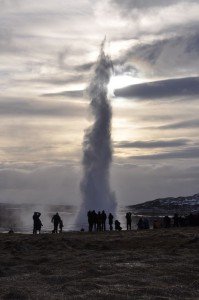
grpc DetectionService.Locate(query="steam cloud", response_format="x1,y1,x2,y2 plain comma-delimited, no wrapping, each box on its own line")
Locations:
77,40,117,225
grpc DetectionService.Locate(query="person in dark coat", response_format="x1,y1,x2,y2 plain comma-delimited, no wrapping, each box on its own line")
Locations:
97,211,102,231
188,213,194,226
92,210,97,231
137,217,144,230
163,215,171,228
126,212,132,230
108,213,114,231
51,212,61,233
87,210,93,232
143,217,150,229
101,210,107,231
33,212,43,234
115,220,122,231
59,219,64,233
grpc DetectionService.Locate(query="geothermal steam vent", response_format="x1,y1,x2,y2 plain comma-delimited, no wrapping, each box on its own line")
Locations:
77,41,117,225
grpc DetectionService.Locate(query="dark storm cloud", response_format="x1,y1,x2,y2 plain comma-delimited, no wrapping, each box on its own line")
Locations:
132,147,199,160
42,90,84,98
185,33,199,55
133,33,199,64
0,24,22,56
75,62,94,72
0,98,86,117
75,61,138,76
116,32,199,78
111,0,196,11
115,139,189,149
131,39,168,65
26,75,85,86
158,119,199,130
115,76,199,100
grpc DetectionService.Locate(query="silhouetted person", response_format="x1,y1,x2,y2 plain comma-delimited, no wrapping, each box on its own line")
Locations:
101,210,107,231
192,213,198,226
153,219,161,229
195,213,199,226
59,219,64,233
188,213,194,226
137,217,144,230
173,213,179,227
178,216,185,227
87,210,93,232
51,212,61,233
33,212,43,234
115,220,122,231
92,210,97,231
97,211,102,231
108,213,113,231
37,218,43,233
163,215,171,228
143,217,149,229
126,212,132,230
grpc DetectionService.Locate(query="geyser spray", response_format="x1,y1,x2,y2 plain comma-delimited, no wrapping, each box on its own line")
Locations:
77,40,117,227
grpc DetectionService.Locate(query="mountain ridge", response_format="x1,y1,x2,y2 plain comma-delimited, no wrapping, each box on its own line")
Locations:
128,193,199,214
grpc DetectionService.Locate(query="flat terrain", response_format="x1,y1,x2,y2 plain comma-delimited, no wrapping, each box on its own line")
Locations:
0,228,199,299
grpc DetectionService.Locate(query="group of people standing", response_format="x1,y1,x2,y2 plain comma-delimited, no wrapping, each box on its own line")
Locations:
86,211,150,231
32,212,63,234
153,213,199,229
87,210,122,232
87,210,148,232
137,217,150,230
87,210,110,232
33,210,199,234
126,212,150,230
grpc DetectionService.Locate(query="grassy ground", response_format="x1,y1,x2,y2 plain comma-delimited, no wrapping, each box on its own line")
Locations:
0,228,199,299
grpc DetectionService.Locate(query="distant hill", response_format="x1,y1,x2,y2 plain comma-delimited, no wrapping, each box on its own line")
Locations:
128,194,199,215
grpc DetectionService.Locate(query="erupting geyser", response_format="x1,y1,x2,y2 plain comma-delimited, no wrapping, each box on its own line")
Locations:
77,40,117,225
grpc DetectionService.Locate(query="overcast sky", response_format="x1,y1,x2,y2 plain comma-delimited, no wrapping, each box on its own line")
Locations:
0,0,199,206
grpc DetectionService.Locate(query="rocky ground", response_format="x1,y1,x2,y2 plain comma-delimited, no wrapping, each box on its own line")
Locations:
0,228,199,299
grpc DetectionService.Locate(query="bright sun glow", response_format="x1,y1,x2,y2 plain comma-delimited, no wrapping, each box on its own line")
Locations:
108,75,144,95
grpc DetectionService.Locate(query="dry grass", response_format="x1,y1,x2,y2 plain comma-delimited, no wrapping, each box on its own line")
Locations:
0,228,199,299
